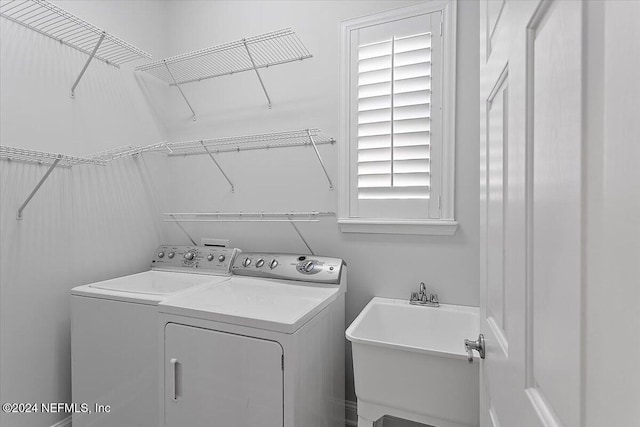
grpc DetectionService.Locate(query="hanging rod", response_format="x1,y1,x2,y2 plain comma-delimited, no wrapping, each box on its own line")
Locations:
0,0,151,67
163,211,335,255
1,145,107,219
135,28,312,115
0,0,152,97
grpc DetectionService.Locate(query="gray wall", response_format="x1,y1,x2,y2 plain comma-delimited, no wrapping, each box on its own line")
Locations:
151,0,480,408
0,1,479,426
0,2,169,427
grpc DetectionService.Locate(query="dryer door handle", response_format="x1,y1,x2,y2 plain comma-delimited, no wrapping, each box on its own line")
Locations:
169,358,180,401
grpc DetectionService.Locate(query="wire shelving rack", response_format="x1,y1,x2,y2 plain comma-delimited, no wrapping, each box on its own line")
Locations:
0,0,152,96
1,128,335,219
89,142,171,162
0,145,107,219
164,211,335,254
135,28,312,119
165,129,335,191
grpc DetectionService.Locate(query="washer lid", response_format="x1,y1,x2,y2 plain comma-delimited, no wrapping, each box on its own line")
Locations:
72,271,230,305
158,276,344,334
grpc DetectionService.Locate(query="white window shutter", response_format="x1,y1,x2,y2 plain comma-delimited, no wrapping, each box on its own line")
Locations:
357,33,432,200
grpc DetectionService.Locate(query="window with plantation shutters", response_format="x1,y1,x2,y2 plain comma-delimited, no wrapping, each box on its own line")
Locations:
357,33,432,200
340,2,458,235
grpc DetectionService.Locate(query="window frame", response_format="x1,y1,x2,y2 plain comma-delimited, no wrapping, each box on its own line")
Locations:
338,1,458,235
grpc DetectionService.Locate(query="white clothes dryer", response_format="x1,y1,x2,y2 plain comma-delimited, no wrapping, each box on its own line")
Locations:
158,252,346,427
71,245,238,427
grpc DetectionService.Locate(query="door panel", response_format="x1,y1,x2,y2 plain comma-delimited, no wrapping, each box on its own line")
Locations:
164,323,283,427
480,1,584,426
528,1,583,424
486,68,509,352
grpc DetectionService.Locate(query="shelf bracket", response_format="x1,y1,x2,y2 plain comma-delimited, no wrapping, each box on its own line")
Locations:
164,60,197,121
16,155,62,220
200,141,235,192
169,214,197,245
306,129,334,190
243,40,272,108
288,217,315,255
71,32,106,98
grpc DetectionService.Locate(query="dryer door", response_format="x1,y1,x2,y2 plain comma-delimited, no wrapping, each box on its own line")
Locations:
164,323,283,427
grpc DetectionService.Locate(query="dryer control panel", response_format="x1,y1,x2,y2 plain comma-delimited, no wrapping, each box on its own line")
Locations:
232,253,345,284
151,245,239,275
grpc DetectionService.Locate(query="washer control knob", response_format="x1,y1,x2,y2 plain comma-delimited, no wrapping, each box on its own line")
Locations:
168,252,175,259
184,251,196,261
256,259,265,268
269,259,278,269
157,251,165,258
242,257,252,267
218,255,226,262
304,261,315,273
207,254,214,261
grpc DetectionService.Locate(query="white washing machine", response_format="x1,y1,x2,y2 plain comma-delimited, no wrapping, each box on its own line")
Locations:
158,252,346,427
71,245,239,427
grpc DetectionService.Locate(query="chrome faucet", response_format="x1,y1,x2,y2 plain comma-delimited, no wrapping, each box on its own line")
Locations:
410,282,439,307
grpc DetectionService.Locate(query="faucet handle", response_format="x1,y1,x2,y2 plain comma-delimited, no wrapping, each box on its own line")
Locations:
410,291,419,302
430,293,439,304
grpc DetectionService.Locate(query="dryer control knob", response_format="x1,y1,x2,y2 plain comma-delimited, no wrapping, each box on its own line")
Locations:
207,254,214,261
256,259,265,268
242,257,252,267
269,259,278,269
304,261,315,273
184,251,196,261
168,252,175,259
218,255,226,262
157,251,165,258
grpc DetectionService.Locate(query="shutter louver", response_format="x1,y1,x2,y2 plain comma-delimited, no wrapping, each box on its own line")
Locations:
357,33,432,200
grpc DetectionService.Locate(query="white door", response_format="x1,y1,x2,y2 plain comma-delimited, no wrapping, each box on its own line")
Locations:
164,323,283,427
479,1,584,426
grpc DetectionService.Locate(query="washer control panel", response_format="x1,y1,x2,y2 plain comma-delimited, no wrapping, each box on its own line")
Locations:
232,253,345,284
151,245,239,275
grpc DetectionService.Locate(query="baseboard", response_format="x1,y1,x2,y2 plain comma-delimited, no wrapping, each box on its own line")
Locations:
50,415,72,427
345,399,358,426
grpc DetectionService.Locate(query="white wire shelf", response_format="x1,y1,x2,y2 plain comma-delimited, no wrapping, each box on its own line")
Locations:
136,28,311,85
166,129,334,156
0,0,151,67
89,142,170,162
164,211,335,223
165,129,335,191
164,211,335,254
135,28,312,117
0,144,107,220
0,145,107,167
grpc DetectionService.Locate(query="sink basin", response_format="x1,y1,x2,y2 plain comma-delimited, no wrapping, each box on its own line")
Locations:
346,297,479,427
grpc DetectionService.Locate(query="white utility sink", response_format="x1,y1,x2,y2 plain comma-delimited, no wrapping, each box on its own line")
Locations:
346,297,479,427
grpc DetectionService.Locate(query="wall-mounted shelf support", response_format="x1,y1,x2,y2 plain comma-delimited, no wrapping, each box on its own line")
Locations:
16,155,61,220
164,60,197,121
70,31,105,98
169,214,197,246
200,141,234,192
1,145,107,220
288,218,314,254
242,39,272,108
306,129,334,190
163,211,334,255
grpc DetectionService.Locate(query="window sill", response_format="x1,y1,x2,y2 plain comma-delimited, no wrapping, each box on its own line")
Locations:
337,218,459,236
